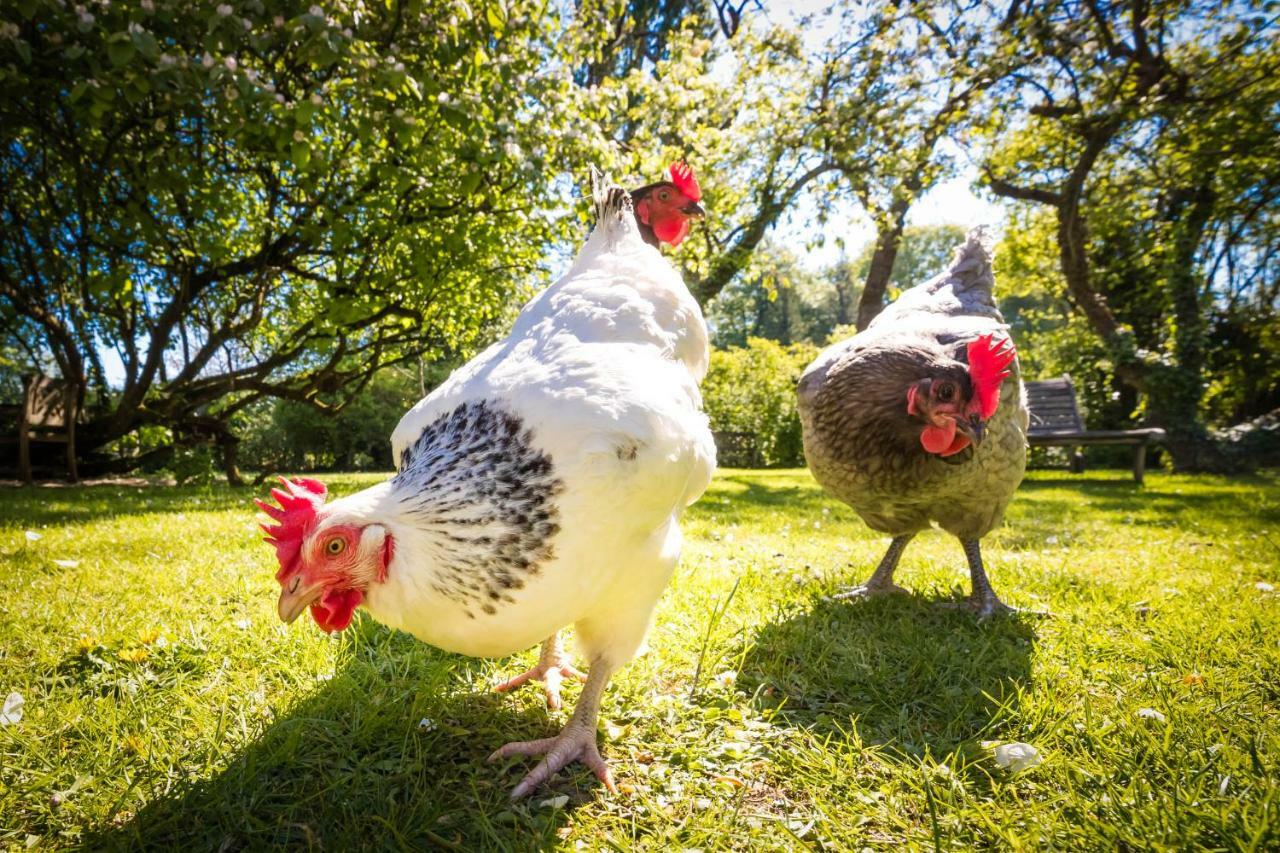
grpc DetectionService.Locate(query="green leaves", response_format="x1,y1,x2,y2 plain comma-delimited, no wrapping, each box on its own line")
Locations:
107,32,135,67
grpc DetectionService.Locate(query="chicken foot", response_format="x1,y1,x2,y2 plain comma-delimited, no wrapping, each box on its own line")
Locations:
489,657,618,800
493,632,587,711
831,534,915,600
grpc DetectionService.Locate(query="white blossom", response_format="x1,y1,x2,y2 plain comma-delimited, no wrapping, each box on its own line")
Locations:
216,4,232,16
992,742,1042,772
1137,707,1167,723
24,531,41,542
0,692,23,725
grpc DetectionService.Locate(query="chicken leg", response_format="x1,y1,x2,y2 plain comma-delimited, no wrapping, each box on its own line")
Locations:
488,656,617,800
832,533,915,600
493,632,587,711
962,538,1012,617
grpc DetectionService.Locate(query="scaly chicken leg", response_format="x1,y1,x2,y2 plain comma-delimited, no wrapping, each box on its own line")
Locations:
962,538,1013,617
493,632,587,711
488,657,618,800
832,533,915,600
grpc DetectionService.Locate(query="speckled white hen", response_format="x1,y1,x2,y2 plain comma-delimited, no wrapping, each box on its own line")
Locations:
256,166,714,799
797,230,1029,616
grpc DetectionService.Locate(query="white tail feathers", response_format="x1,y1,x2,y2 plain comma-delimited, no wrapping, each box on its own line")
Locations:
590,166,632,227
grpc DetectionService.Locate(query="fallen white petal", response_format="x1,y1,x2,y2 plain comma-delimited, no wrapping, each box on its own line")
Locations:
1256,582,1275,593
52,559,80,569
1137,707,1166,723
539,794,569,809
0,692,24,725
24,531,41,542
993,742,1042,772
235,618,252,630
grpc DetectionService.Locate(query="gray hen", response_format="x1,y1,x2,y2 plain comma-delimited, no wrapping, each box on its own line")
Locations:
797,230,1029,616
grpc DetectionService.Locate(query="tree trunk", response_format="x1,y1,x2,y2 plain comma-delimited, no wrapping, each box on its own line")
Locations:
218,433,245,486
855,202,909,331
1143,181,1232,472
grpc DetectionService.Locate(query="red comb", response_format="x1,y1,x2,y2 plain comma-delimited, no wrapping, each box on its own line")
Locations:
967,334,1016,419
668,161,701,202
254,476,327,581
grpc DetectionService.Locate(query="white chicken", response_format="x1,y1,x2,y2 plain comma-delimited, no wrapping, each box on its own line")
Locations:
256,164,714,799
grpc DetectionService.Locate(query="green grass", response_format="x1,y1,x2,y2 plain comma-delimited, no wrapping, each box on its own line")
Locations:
2,469,1279,850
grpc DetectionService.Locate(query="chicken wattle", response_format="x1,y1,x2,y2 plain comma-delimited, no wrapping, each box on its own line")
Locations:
256,165,715,798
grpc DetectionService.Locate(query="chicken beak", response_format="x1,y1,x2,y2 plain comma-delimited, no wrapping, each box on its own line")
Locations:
965,415,987,446
277,575,325,624
682,201,705,219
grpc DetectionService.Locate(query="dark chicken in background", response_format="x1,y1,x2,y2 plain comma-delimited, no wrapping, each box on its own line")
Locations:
797,231,1029,616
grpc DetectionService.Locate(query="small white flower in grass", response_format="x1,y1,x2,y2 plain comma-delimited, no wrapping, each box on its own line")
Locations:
724,532,735,544
712,670,737,688
235,618,251,630
25,531,41,542
1,692,23,725
53,559,80,569
1137,707,1166,723
1046,535,1059,545
813,521,821,530
992,742,1042,772
1256,582,1275,593
539,794,569,809
418,717,436,732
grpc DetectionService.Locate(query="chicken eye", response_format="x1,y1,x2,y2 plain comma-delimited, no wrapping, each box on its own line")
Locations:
659,189,670,201
325,537,346,556
937,383,955,402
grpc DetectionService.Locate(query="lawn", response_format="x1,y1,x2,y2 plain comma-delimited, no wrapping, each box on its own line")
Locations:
1,469,1278,850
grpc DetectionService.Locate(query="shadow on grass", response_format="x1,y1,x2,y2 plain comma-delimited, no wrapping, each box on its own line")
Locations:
740,595,1037,758
80,623,592,851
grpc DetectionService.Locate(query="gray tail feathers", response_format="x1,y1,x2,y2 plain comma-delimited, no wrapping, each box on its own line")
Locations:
946,227,996,296
590,166,632,227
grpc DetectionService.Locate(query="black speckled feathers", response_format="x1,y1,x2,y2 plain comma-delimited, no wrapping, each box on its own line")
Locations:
392,401,564,617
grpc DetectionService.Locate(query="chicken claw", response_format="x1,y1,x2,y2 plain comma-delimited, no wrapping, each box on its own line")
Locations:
493,633,586,710
488,722,617,800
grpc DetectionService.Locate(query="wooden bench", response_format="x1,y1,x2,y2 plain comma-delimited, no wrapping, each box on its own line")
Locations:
1025,377,1165,485
15,374,80,483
